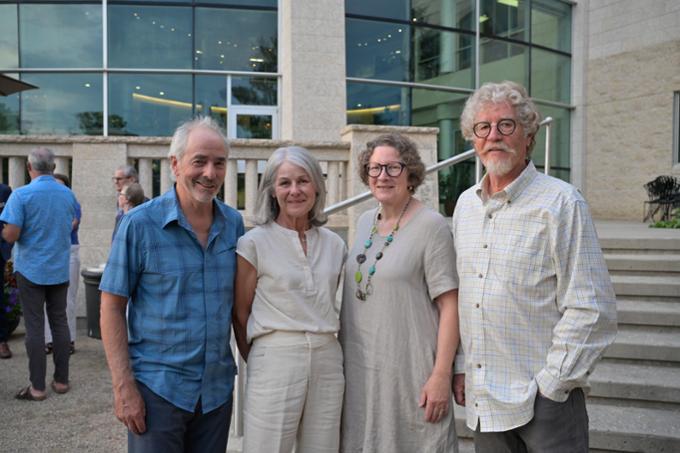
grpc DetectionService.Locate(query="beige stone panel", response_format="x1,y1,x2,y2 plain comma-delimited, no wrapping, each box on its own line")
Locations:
280,0,346,142
585,39,680,220
72,142,127,280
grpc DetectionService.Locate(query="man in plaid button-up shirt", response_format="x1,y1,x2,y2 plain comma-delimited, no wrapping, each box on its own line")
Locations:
452,81,617,453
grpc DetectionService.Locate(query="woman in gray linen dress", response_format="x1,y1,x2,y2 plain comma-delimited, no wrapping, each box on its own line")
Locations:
340,133,460,453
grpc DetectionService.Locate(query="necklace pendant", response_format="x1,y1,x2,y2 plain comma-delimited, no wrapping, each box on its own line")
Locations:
355,289,366,301
364,239,373,248
354,271,363,283
365,283,374,296
356,253,367,264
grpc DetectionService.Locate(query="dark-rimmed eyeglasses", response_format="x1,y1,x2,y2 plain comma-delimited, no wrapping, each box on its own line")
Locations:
112,176,128,182
472,119,517,138
366,162,406,178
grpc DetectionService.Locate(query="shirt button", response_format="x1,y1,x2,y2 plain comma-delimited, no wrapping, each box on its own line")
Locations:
478,273,483,278
475,403,478,407
488,214,493,219
482,244,488,249
475,303,480,308
477,363,482,369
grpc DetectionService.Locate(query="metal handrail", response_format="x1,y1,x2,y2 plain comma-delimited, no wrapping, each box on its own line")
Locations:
323,116,553,216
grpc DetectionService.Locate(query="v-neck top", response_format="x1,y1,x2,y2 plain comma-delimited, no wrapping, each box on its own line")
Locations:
236,221,347,343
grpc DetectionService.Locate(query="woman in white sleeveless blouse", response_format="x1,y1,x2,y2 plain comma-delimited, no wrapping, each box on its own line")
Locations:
233,146,347,453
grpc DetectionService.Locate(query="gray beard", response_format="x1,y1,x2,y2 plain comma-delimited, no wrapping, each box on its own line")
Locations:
484,156,515,176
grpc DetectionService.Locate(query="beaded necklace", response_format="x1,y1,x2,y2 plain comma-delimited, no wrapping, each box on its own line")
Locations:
354,197,412,301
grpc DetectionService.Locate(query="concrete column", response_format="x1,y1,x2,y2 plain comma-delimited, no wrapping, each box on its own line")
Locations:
71,142,128,317
280,0,346,141
160,159,172,194
340,125,439,247
8,157,26,188
225,159,238,208
138,158,153,198
54,157,69,176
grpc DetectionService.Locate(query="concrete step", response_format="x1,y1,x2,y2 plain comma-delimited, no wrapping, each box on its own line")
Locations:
588,402,680,452
600,237,680,254
605,325,680,362
617,299,680,327
589,360,680,405
605,253,680,274
454,401,680,452
611,275,680,298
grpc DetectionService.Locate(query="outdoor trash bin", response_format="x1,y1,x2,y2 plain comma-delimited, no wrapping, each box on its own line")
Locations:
81,267,104,339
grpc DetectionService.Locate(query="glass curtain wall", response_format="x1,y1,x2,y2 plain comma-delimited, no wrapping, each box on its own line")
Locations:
346,0,572,214
0,0,278,138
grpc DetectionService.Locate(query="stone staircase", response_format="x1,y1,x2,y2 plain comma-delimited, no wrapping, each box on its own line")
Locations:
454,221,680,452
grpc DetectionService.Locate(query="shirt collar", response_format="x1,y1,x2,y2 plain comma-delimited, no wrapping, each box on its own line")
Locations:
32,174,55,183
160,186,227,241
475,161,538,203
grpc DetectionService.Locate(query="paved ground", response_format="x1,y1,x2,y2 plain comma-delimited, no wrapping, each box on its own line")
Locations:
0,321,243,453
0,322,126,452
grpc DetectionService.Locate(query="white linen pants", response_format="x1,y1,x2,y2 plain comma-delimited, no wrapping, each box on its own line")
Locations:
45,244,80,343
243,331,344,453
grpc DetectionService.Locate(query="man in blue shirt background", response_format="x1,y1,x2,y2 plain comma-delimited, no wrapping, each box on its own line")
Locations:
1,147,77,400
100,116,244,452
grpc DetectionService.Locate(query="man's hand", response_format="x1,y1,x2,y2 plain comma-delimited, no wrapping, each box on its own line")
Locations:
453,373,466,406
113,379,146,435
419,371,451,423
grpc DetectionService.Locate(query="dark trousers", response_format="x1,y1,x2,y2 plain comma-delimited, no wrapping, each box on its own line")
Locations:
474,388,589,453
16,272,70,391
129,381,232,453
0,258,7,342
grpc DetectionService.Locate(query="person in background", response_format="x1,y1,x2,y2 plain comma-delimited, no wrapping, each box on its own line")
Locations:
1,147,77,400
112,182,146,240
44,173,81,356
100,117,244,451
233,146,347,453
111,165,139,239
0,182,13,359
339,133,460,452
452,81,617,452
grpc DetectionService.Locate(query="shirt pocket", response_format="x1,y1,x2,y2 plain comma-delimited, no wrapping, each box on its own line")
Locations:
492,219,552,288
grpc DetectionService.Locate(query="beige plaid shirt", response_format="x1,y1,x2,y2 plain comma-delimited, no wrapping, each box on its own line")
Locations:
452,162,617,432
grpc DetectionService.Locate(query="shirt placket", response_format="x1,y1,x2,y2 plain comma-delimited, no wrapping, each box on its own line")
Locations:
472,199,503,421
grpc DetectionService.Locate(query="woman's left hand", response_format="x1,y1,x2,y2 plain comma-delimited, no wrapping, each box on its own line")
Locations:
419,371,451,423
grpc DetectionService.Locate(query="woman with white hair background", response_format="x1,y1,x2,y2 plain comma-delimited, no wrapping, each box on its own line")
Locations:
233,146,347,453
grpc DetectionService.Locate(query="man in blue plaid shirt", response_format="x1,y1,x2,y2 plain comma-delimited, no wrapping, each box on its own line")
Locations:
100,117,244,452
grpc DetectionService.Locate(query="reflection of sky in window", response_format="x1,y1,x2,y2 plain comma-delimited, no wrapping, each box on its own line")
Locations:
346,19,409,81
108,6,192,69
108,74,191,136
21,73,102,135
0,5,19,68
195,8,277,72
20,5,102,68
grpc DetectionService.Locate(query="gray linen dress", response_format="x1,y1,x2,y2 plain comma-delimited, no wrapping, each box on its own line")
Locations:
339,205,459,453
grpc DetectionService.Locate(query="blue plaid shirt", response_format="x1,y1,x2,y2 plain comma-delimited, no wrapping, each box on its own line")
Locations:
100,187,244,413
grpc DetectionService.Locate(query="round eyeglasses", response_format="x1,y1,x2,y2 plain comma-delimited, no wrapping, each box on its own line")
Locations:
366,162,406,178
472,119,517,138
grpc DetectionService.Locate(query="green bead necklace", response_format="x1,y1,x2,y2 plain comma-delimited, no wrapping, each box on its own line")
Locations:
354,197,412,301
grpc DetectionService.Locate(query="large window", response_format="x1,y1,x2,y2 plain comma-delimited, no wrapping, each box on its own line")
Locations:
21,73,103,135
0,1,278,138
346,0,573,213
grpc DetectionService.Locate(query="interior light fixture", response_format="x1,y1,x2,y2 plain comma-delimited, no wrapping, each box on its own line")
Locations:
480,14,489,23
347,104,401,116
497,0,519,7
